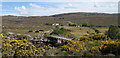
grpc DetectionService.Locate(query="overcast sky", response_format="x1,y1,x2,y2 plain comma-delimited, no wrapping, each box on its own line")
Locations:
0,0,119,16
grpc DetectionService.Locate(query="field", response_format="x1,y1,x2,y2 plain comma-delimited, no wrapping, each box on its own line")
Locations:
1,12,120,56
2,26,108,38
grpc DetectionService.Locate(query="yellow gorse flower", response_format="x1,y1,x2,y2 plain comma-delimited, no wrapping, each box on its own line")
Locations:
0,34,4,38
62,40,85,52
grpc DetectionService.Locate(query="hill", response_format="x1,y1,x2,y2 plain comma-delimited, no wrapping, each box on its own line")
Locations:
2,12,118,30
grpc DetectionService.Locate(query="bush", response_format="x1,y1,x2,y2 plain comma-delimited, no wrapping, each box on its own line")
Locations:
82,24,89,27
92,27,101,34
105,31,108,35
99,40,120,55
2,39,42,56
118,25,120,28
90,46,101,56
50,28,68,35
2,38,54,56
79,36,92,41
107,25,120,39
62,40,85,53
92,34,106,40
68,23,77,26
95,29,101,34
45,23,52,26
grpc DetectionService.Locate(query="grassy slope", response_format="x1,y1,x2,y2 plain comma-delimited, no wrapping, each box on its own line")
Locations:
64,27,95,37
2,12,114,37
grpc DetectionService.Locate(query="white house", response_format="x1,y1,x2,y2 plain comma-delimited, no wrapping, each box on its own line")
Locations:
52,23,59,26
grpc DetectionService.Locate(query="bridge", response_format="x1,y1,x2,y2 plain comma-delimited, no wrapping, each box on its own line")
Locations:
50,35,72,40
29,35,73,45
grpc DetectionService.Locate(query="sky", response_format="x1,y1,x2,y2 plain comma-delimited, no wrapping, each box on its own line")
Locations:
0,0,119,16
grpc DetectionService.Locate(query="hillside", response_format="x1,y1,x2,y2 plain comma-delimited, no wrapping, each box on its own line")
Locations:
2,12,118,30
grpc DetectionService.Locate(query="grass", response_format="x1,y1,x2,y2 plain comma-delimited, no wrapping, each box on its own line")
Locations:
95,27,108,33
3,26,108,37
2,29,38,36
64,26,95,37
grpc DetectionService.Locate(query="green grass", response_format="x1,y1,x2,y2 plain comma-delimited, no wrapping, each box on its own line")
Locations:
64,26,95,37
2,29,38,36
94,27,108,33
3,26,109,37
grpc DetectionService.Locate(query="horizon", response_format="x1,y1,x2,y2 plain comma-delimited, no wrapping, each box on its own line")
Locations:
1,12,118,17
0,2,118,16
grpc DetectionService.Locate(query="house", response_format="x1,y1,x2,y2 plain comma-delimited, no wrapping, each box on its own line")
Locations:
52,23,59,26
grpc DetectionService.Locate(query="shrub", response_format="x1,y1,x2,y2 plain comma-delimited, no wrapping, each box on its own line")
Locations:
2,39,43,56
65,32,74,38
45,23,52,26
92,34,106,40
116,33,120,39
107,25,119,39
50,28,68,35
92,27,101,34
79,36,92,41
99,40,120,55
62,40,85,53
118,25,120,28
61,24,64,26
105,31,108,35
82,24,89,27
68,23,77,26
95,29,101,34
90,46,101,56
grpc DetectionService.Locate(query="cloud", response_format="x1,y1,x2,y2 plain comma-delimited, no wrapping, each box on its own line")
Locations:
27,3,76,15
3,13,20,16
11,2,118,16
0,4,2,7
29,3,45,9
14,6,30,15
68,3,73,7
2,0,120,2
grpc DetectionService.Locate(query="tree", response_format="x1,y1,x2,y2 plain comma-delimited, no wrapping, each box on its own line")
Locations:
107,25,120,39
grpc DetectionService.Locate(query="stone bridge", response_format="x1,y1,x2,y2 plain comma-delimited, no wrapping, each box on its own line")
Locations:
47,35,72,44
30,35,72,45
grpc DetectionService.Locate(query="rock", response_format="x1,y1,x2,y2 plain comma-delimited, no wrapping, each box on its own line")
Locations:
17,33,21,36
105,53,115,56
88,41,95,45
7,32,14,35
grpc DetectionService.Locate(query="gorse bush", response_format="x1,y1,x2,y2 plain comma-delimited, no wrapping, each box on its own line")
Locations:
92,34,107,40
90,46,101,56
2,39,42,56
79,36,92,41
99,39,120,55
62,40,85,53
2,38,53,56
2,30,120,56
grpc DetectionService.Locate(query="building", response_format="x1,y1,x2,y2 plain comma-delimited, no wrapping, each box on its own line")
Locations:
52,23,59,26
